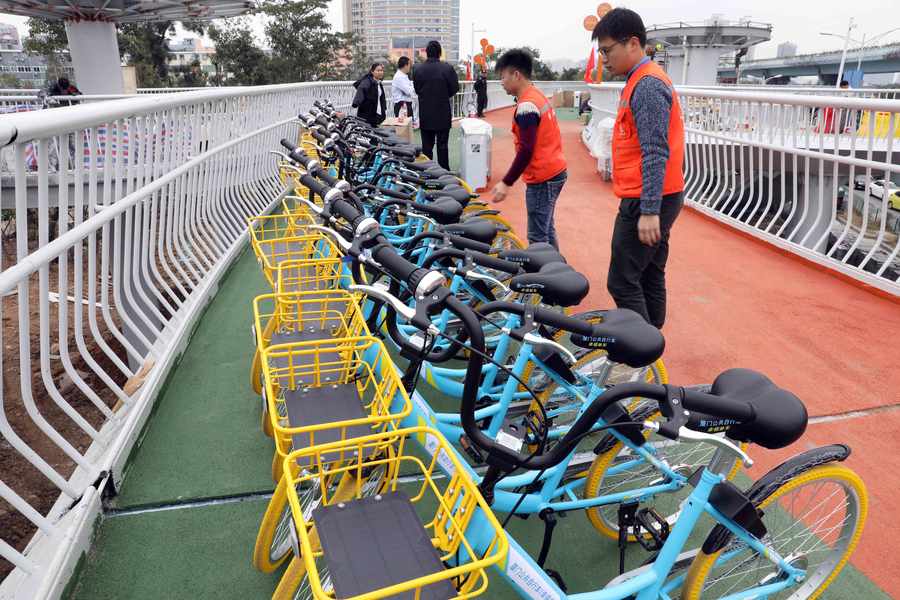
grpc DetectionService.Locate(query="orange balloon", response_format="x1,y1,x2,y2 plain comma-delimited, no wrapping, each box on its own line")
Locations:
583,15,598,31
597,2,611,17
485,45,495,54
480,38,489,47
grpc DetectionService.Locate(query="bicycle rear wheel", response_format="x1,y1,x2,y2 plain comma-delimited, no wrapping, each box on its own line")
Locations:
680,464,866,600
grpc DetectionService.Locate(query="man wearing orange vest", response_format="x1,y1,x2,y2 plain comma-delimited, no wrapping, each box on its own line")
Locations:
593,8,684,329
490,49,568,250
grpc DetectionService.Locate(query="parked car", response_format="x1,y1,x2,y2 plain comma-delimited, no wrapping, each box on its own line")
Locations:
837,185,849,211
888,191,900,211
869,179,900,199
854,174,868,190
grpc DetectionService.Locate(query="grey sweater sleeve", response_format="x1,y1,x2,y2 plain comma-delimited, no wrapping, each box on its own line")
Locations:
630,76,672,215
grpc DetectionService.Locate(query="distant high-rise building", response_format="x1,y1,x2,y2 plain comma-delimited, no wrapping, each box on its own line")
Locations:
0,22,20,48
549,58,574,72
777,41,797,58
342,0,460,62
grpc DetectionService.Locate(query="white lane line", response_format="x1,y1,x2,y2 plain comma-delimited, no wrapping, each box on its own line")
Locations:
809,404,900,424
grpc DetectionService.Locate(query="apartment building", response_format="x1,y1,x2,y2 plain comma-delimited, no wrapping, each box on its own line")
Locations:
342,0,460,61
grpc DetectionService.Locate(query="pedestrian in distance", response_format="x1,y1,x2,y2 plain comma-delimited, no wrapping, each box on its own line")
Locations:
392,56,415,118
473,70,488,117
413,40,459,170
594,7,685,329
38,77,82,108
489,48,568,251
352,63,387,128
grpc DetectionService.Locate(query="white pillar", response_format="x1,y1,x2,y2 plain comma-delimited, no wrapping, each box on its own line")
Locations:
64,20,125,95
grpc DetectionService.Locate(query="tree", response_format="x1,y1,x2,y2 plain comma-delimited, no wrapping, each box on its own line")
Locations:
262,0,360,82
559,67,583,82
169,59,209,88
22,18,71,85
478,46,556,81
208,19,275,86
118,23,175,86
0,73,21,89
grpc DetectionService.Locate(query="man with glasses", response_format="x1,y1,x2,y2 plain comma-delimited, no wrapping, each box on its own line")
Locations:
593,8,684,329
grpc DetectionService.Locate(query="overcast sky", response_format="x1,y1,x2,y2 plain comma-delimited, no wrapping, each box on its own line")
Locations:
2,0,898,63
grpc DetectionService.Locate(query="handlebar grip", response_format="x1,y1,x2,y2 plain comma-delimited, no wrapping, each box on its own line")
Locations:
311,130,326,143
316,168,339,187
299,174,329,198
330,197,360,223
315,115,331,128
289,151,313,168
372,244,418,282
280,139,298,152
682,387,756,423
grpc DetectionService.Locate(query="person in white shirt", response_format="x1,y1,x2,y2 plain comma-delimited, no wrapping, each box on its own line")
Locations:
391,56,415,118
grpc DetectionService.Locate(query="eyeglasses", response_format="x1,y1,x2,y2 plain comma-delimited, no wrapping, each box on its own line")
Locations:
597,38,631,57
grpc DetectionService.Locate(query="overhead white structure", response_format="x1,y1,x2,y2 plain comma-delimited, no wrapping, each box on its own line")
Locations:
647,16,772,87
0,0,257,93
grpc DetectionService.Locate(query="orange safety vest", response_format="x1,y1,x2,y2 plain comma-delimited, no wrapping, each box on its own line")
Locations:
612,60,685,199
511,86,568,184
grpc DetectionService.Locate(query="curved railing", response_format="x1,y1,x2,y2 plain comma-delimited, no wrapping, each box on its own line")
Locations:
589,82,900,295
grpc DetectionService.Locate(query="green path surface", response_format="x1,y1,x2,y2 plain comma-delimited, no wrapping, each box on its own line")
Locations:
115,234,278,508
72,498,285,599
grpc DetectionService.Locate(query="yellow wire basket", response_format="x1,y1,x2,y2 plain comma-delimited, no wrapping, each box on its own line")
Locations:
250,224,340,292
261,332,408,482
276,427,508,600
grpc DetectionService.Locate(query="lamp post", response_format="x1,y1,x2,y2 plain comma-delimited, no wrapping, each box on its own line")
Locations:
820,25,900,86
764,74,784,84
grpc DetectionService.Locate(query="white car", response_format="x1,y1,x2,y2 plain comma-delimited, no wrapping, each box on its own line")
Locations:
869,179,900,199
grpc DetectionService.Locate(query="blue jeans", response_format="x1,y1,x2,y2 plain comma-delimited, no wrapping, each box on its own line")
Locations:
525,168,567,250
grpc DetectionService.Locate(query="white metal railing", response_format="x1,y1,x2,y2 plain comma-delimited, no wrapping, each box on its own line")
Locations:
589,82,900,294
0,81,366,597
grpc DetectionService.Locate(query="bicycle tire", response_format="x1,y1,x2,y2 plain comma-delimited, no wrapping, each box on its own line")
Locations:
680,464,867,600
583,409,744,541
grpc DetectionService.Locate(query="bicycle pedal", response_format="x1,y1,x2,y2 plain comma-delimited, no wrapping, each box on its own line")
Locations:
522,409,547,446
632,508,670,552
544,568,568,594
458,434,485,465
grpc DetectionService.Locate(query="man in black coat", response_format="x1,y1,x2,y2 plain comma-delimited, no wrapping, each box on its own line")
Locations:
412,40,459,170
473,71,488,117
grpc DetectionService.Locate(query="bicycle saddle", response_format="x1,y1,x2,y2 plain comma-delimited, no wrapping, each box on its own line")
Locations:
424,187,472,208
399,173,460,190
400,159,458,176
569,309,665,368
509,262,589,308
438,219,498,245
408,198,462,225
702,368,808,450
497,243,566,273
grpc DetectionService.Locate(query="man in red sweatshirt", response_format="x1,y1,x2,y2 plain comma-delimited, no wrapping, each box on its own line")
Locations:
489,49,568,250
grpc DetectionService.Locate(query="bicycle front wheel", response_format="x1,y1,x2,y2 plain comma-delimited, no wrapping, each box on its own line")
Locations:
681,464,867,600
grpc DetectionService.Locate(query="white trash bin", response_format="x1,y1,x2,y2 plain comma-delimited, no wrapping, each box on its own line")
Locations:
573,91,582,108
458,118,492,191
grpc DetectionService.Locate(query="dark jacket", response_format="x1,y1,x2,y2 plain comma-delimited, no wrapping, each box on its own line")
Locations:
352,74,387,127
473,75,487,98
38,82,83,107
412,57,460,131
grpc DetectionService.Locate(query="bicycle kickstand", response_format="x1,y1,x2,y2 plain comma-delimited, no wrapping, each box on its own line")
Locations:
537,508,568,593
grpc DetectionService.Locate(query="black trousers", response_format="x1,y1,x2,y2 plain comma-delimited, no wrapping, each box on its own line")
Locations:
607,191,684,329
420,128,450,170
476,95,487,116
393,101,413,118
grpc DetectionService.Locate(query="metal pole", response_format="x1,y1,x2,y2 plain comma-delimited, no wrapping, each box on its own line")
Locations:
835,16,856,89
856,33,866,71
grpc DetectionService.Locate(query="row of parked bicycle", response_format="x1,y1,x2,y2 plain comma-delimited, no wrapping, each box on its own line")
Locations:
245,99,867,600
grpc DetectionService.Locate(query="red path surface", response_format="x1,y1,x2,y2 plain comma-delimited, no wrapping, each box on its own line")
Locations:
466,106,900,591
